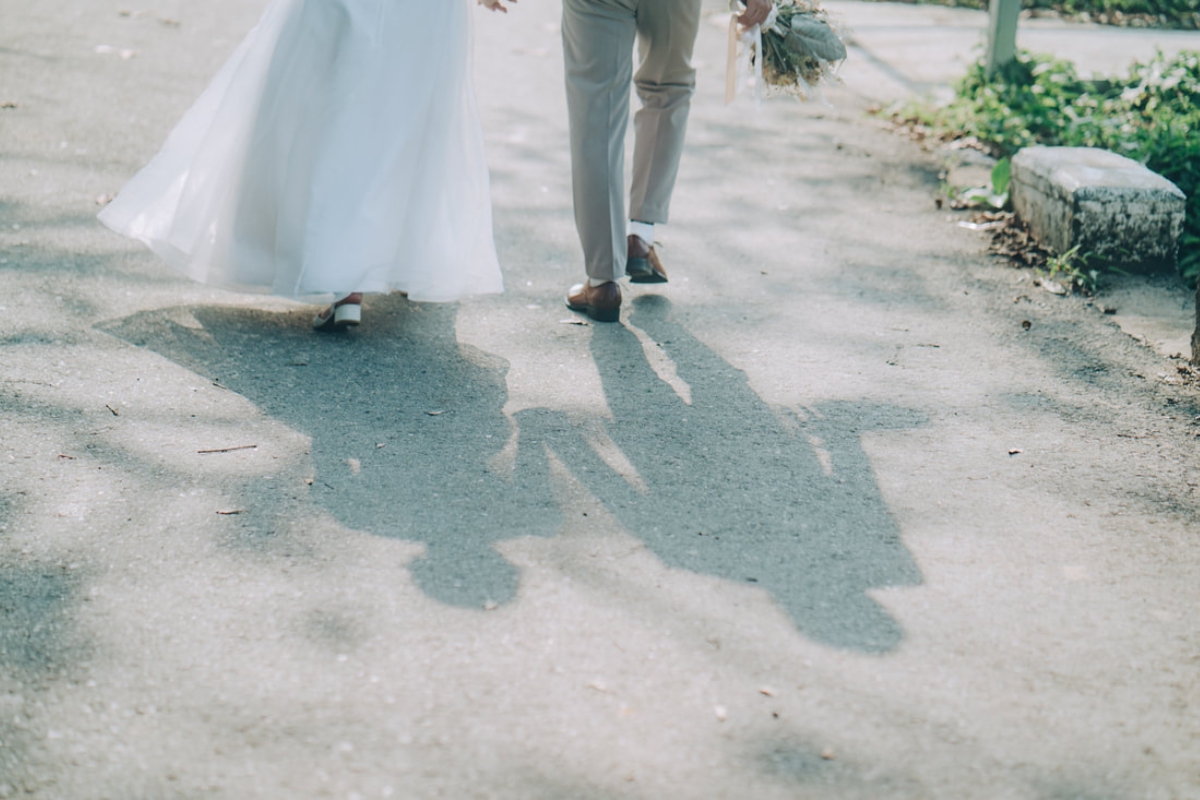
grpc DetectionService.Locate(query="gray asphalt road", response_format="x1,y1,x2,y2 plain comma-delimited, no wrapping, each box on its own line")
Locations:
2,1,1199,798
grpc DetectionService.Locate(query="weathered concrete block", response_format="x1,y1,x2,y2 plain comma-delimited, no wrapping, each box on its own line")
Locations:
1010,146,1186,271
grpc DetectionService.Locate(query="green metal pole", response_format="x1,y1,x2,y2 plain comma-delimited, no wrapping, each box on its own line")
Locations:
986,0,1020,79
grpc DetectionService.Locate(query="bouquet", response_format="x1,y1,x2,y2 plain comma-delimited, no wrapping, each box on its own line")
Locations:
727,0,847,102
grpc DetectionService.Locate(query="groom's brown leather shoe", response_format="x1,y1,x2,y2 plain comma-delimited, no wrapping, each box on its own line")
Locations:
626,235,668,284
566,281,621,323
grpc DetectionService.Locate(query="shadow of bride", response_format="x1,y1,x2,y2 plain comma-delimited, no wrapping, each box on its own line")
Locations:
102,294,922,651
99,294,556,608
514,296,924,653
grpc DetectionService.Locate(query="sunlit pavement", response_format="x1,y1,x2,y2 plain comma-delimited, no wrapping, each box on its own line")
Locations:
1,1,1199,797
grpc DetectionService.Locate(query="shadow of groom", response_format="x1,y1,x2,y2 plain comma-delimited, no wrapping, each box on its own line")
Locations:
101,293,922,652
514,296,924,653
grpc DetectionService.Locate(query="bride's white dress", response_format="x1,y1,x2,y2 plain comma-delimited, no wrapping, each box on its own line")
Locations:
99,0,503,302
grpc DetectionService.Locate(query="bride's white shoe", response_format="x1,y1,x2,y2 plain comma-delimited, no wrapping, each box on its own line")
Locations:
313,299,362,332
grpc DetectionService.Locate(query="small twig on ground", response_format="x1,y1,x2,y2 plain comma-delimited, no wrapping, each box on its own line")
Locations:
197,444,258,455
105,404,120,416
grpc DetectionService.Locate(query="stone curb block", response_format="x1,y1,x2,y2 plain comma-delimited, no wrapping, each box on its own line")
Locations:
1010,146,1186,272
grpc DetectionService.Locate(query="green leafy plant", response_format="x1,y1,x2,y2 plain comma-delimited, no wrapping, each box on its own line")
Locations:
992,157,1012,196
945,156,1014,210
906,49,1200,283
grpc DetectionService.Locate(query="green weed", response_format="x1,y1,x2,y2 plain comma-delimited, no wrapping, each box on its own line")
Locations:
1044,245,1104,294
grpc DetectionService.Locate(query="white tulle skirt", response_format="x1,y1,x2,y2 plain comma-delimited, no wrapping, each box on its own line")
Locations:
99,0,503,302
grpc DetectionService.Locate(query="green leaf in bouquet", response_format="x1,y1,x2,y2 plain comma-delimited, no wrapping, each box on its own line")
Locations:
755,2,847,95
785,13,846,63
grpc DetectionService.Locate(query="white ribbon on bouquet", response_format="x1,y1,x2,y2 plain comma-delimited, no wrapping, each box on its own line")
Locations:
725,1,778,108
725,2,848,108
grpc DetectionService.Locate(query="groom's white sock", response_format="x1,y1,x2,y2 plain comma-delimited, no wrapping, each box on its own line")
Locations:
629,220,655,244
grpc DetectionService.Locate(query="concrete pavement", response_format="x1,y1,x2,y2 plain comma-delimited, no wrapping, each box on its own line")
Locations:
2,1,1200,798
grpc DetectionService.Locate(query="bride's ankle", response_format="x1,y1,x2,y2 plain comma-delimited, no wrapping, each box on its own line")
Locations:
335,292,363,306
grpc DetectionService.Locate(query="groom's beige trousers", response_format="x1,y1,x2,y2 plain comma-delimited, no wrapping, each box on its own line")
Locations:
562,0,703,282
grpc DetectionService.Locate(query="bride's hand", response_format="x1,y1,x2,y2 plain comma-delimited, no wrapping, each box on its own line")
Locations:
479,0,516,11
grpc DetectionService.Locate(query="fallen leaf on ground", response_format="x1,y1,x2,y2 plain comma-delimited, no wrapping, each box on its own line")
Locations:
983,213,1051,268
1008,448,1023,456
1035,277,1067,296
957,220,1006,232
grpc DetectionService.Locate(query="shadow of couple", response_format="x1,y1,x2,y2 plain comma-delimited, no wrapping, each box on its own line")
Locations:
101,293,923,653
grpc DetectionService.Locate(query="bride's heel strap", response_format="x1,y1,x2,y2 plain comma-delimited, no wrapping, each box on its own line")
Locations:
333,302,361,326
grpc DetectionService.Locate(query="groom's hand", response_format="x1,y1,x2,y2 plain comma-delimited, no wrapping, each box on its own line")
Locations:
737,0,772,27
479,0,516,11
